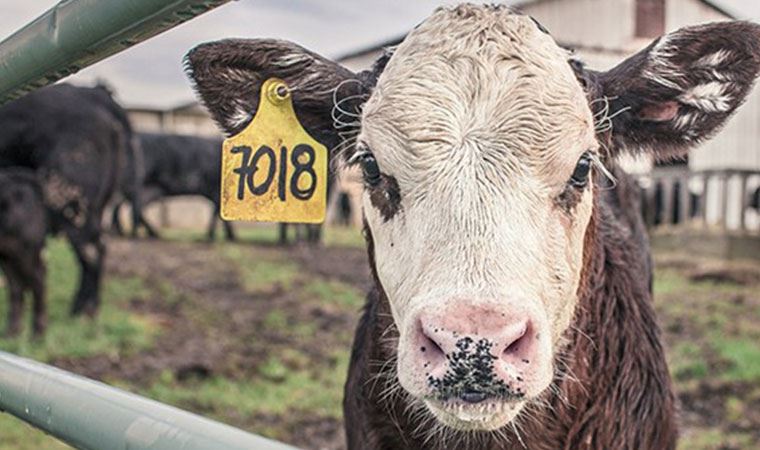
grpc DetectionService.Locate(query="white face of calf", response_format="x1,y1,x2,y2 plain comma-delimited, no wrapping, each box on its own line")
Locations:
187,4,760,432
358,7,596,429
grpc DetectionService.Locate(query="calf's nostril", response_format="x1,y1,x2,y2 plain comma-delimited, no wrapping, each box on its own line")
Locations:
503,321,529,355
421,333,445,358
460,390,489,404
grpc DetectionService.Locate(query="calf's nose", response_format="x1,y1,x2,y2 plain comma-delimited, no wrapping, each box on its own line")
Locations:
412,303,539,398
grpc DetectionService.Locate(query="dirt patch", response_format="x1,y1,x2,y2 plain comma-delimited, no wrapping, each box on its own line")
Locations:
689,267,760,286
49,237,370,449
47,238,760,450
289,244,371,289
679,380,760,448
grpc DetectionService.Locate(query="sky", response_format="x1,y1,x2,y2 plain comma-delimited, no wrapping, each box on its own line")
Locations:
0,0,758,109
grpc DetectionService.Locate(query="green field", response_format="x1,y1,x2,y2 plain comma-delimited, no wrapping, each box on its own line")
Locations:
0,227,758,449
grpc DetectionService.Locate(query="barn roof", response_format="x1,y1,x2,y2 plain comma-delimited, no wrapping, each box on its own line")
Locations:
699,0,740,19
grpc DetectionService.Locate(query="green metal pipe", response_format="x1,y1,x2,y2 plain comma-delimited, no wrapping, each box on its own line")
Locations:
0,351,300,450
0,0,233,105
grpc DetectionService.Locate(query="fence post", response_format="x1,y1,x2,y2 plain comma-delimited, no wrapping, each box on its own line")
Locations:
678,174,690,224
700,173,709,227
720,172,731,230
0,0,231,105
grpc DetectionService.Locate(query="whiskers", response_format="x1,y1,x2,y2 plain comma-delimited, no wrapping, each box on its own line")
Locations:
591,95,631,135
326,79,368,166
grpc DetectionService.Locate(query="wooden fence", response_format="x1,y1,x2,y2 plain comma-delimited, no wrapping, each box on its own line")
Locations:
640,167,760,234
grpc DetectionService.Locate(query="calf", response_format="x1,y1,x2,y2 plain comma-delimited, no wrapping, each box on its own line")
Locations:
111,132,236,241
186,5,760,448
0,169,48,336
0,83,131,318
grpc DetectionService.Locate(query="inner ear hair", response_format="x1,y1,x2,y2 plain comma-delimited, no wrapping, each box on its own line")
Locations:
638,101,680,122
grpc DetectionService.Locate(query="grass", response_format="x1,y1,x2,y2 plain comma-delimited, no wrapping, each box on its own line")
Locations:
715,338,760,382
0,420,70,450
679,428,754,450
144,350,348,423
2,233,759,449
0,238,160,449
653,257,760,449
0,239,158,362
220,244,301,294
162,223,365,249
301,279,364,309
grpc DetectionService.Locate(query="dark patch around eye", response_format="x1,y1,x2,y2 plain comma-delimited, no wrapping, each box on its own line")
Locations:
556,153,594,213
369,174,402,222
555,183,585,213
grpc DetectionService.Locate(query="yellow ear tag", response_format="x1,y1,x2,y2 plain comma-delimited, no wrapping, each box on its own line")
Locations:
220,78,327,223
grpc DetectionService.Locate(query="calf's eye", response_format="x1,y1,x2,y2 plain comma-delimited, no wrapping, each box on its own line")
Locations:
570,152,593,187
361,154,381,186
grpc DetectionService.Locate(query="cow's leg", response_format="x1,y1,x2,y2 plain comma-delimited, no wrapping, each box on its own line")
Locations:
66,225,105,317
206,202,219,241
278,223,288,245
135,187,161,239
29,251,47,337
223,220,236,241
130,192,144,239
139,215,160,239
1,263,24,337
307,225,322,245
209,202,237,242
111,201,125,236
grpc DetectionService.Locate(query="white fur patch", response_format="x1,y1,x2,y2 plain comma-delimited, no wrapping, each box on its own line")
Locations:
678,81,732,112
644,35,682,90
272,52,312,67
694,49,732,68
673,111,698,131
228,105,252,129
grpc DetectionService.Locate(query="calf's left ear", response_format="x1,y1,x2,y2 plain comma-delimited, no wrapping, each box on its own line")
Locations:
596,21,760,159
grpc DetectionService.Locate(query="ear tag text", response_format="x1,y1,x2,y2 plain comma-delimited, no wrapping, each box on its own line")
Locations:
220,78,327,223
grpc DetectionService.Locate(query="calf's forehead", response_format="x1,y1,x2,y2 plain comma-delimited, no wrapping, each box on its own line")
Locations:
362,5,596,181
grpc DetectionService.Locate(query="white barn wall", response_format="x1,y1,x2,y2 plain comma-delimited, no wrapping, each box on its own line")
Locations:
665,0,728,30
523,0,635,50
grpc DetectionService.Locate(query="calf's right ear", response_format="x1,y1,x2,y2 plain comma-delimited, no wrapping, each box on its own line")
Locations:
184,39,369,158
595,21,760,160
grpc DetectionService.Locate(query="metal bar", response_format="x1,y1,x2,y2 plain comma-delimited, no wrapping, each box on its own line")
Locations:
0,351,299,450
0,0,232,105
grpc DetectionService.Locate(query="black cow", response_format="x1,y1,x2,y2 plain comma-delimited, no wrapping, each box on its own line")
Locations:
0,169,48,336
751,186,760,210
0,83,132,320
111,132,236,241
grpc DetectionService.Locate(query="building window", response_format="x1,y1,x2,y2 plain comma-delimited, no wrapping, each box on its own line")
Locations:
636,0,665,38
